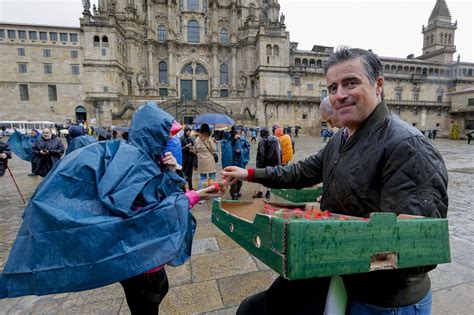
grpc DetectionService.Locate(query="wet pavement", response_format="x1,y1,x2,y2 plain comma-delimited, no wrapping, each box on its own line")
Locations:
0,135,473,314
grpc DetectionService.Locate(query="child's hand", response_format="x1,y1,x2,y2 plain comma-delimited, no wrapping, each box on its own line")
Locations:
197,185,224,200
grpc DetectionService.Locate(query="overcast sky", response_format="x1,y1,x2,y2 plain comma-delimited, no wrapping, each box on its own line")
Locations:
0,0,472,61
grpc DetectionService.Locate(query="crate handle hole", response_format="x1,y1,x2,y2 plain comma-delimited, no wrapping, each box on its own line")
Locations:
370,252,398,271
215,213,220,221
254,236,261,248
229,223,234,233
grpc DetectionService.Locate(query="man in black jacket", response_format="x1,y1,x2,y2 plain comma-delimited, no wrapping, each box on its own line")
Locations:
222,48,448,315
253,128,281,199
180,125,196,190
0,140,12,177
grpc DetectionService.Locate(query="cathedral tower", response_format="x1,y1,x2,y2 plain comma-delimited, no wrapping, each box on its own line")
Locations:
419,0,457,62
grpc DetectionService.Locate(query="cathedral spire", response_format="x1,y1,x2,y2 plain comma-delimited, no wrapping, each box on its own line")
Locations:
428,0,452,24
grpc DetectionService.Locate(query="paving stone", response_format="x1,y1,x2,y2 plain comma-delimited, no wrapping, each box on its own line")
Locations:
191,248,258,282
251,256,272,271
57,297,124,314
449,236,474,258
193,222,225,240
198,305,239,315
455,253,474,269
160,280,223,315
432,282,474,315
61,283,125,308
217,270,276,307
430,261,474,291
215,235,240,250
166,261,192,287
191,237,220,255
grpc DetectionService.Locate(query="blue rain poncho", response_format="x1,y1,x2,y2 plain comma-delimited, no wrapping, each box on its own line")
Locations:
0,102,195,298
65,135,97,155
7,130,40,161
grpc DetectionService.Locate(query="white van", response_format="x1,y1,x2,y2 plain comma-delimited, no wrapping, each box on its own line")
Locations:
0,121,57,136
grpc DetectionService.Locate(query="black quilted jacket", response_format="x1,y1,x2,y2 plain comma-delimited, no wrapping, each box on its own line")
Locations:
252,101,448,307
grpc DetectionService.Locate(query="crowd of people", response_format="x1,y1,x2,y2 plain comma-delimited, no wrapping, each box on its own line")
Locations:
0,47,453,315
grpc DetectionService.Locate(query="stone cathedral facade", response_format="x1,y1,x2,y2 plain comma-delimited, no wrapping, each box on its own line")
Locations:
1,0,473,136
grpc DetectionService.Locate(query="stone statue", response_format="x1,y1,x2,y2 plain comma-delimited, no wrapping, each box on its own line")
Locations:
92,4,98,15
82,0,90,11
239,75,248,90
137,71,148,90
280,13,285,24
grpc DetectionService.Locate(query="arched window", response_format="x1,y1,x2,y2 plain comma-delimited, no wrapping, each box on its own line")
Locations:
316,59,322,68
295,58,301,67
302,59,308,68
102,35,109,47
309,59,315,68
448,34,452,44
266,44,272,55
220,64,228,85
159,61,168,84
93,35,100,47
182,63,193,74
158,25,166,42
468,69,473,76
273,45,279,56
220,29,228,45
187,20,200,43
195,63,207,74
444,33,448,44
430,34,433,44
439,33,443,43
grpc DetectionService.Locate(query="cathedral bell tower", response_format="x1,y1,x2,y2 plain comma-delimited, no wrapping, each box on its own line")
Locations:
419,0,457,62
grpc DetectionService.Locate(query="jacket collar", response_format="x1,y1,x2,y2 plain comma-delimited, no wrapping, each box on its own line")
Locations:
340,101,389,150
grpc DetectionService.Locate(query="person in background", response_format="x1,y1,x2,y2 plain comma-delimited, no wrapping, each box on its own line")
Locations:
284,127,296,154
32,127,64,177
274,127,293,165
222,47,448,315
65,125,97,155
253,127,281,199
320,96,341,130
221,126,250,200
0,140,12,177
195,123,217,190
180,125,196,190
294,127,300,138
250,128,258,143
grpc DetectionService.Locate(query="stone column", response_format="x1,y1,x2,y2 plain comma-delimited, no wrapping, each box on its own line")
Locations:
147,43,155,88
168,42,176,96
231,45,237,96
212,44,219,97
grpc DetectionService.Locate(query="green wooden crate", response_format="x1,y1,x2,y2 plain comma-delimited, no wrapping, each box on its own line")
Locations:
212,199,451,280
271,187,323,203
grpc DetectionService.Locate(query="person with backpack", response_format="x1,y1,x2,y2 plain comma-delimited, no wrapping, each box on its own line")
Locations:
221,125,250,200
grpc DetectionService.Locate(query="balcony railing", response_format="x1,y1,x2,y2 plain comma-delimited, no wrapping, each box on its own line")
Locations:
386,99,451,108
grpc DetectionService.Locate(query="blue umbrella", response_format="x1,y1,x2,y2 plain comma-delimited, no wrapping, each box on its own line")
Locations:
195,113,235,126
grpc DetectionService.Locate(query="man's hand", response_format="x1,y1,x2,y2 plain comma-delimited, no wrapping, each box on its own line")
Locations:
197,185,224,200
40,149,48,155
0,153,7,159
162,151,182,171
221,166,248,185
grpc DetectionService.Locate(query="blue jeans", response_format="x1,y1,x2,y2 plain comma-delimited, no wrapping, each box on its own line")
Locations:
198,172,216,189
347,290,432,315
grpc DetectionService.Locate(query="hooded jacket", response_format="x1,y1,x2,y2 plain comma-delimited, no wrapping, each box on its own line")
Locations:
275,128,293,165
251,101,448,307
0,141,12,176
32,134,65,177
0,102,195,299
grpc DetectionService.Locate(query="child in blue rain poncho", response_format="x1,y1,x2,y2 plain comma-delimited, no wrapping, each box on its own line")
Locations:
0,102,220,314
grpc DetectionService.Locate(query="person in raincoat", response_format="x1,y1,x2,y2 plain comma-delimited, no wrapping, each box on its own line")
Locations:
221,126,250,200
253,128,281,199
274,127,293,165
0,102,221,315
0,140,12,177
65,124,97,155
31,127,64,177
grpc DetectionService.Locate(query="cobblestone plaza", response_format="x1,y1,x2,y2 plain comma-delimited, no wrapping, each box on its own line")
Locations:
0,135,473,314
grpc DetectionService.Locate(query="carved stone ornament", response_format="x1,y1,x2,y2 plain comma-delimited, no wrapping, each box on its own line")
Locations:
82,0,90,11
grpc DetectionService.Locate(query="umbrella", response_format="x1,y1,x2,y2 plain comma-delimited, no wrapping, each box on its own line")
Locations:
195,113,235,126
295,126,302,129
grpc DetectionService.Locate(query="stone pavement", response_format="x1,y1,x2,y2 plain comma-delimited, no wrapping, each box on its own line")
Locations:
0,135,473,315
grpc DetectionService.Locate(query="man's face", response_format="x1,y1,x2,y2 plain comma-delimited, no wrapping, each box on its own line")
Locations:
326,58,383,131
42,129,51,140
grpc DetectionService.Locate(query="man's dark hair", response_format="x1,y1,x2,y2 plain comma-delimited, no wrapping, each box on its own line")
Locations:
323,47,383,85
